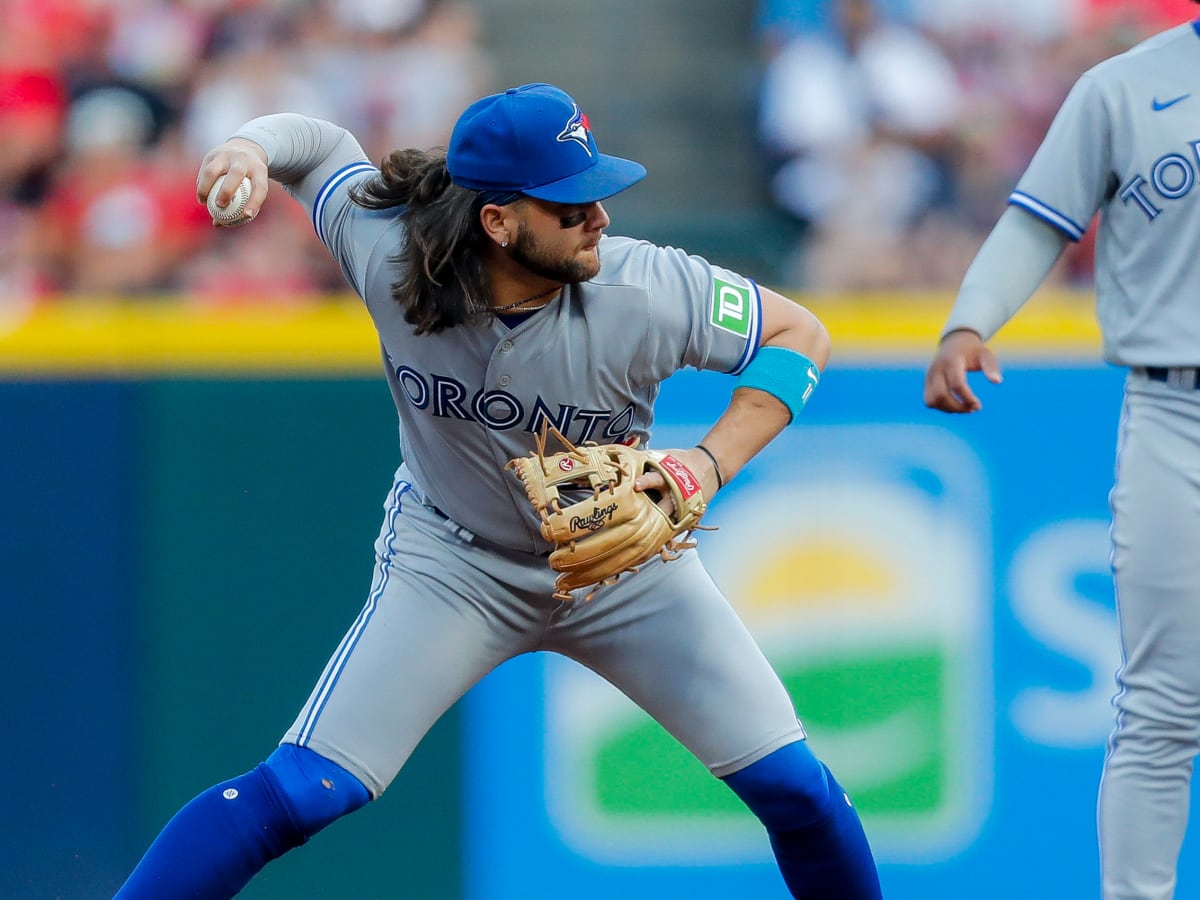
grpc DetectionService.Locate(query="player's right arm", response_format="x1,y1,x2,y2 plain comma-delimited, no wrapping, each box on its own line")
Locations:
928,69,1111,414
195,114,385,296
196,114,368,212
924,206,1069,413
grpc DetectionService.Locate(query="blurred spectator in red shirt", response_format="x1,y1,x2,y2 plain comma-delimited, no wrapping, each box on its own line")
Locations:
0,0,491,304
0,0,94,204
176,202,339,307
35,87,207,297
1084,0,1197,30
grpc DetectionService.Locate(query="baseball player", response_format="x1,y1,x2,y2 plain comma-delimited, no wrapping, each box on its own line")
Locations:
924,11,1200,899
114,83,882,898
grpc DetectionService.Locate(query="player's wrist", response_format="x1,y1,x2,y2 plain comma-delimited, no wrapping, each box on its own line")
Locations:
939,327,984,344
694,443,725,491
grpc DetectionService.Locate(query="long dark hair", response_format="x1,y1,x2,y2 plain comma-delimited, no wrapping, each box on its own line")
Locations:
349,148,491,334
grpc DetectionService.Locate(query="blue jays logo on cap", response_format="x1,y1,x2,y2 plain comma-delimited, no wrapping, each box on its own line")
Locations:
556,106,593,157
447,83,645,205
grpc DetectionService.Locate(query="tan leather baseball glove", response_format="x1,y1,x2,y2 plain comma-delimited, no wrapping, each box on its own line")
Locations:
507,426,711,601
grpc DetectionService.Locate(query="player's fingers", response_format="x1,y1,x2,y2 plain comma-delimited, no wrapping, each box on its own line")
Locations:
634,471,665,493
628,472,676,513
948,380,982,413
233,152,270,219
195,150,227,204
196,154,246,206
243,175,269,221
195,143,269,214
978,347,1004,385
923,362,976,413
944,357,984,411
634,471,675,515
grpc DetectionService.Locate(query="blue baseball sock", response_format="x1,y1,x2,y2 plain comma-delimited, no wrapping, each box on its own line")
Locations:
115,743,369,899
723,740,882,899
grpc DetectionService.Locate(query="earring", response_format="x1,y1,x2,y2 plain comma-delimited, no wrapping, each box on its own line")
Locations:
501,239,509,248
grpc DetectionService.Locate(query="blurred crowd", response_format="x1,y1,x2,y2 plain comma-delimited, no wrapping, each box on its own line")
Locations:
2,0,1198,307
755,0,1198,291
0,0,491,308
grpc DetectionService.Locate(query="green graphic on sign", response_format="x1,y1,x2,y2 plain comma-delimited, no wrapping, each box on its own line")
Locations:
542,428,991,865
591,652,947,819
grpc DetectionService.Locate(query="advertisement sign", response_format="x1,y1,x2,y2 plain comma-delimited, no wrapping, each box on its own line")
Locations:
464,362,1199,899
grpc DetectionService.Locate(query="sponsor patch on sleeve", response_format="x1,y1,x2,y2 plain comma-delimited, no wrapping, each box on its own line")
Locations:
710,277,752,338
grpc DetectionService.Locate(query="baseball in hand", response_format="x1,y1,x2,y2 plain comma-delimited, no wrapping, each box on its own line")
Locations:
206,174,253,227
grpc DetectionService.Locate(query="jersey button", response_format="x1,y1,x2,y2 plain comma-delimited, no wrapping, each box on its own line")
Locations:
498,375,511,386
501,341,513,351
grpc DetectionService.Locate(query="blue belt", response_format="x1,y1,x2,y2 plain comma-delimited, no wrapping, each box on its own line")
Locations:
1144,367,1200,389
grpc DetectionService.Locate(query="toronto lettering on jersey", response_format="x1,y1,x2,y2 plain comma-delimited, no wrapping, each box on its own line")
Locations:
395,366,636,443
1119,139,1200,220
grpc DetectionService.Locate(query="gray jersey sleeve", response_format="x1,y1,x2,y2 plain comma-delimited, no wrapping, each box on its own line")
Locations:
1009,73,1113,240
940,207,1069,341
231,114,393,297
596,238,762,383
941,66,1109,342
231,113,354,186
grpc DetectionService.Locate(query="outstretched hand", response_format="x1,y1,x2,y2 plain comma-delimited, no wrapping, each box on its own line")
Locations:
924,329,1003,413
195,138,271,221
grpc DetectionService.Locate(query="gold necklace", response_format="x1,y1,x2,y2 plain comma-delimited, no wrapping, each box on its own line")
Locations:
493,286,560,313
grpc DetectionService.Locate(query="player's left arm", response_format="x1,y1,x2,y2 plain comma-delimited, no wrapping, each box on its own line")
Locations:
637,287,827,498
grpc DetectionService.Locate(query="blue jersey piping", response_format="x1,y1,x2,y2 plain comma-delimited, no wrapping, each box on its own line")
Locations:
1008,191,1086,241
312,162,377,245
296,480,412,746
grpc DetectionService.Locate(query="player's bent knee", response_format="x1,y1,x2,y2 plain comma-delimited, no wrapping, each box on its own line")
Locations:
722,740,835,832
261,743,370,838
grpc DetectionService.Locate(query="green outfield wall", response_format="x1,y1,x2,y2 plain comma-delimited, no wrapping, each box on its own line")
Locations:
1,313,465,898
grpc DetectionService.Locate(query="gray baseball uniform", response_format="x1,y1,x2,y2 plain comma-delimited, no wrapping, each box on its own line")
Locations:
939,20,1200,900
232,115,804,797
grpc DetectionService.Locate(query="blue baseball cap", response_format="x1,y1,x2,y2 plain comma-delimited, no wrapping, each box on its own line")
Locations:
446,83,646,204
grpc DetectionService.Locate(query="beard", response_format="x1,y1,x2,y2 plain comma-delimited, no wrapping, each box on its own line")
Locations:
508,223,600,284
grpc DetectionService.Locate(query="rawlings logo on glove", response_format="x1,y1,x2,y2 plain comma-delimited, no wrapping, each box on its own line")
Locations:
507,425,713,601
572,502,620,532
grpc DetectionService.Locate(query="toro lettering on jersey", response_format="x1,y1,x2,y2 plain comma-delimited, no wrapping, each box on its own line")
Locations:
1120,139,1200,220
395,365,636,443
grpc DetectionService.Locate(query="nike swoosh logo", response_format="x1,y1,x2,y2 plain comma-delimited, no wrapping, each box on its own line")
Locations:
1152,94,1190,111
801,365,819,402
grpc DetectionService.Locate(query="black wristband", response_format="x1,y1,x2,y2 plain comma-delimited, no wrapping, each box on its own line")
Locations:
694,444,725,490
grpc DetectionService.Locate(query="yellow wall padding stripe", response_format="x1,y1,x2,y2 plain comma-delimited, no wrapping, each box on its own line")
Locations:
806,291,1101,358
0,291,1101,376
0,299,382,376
